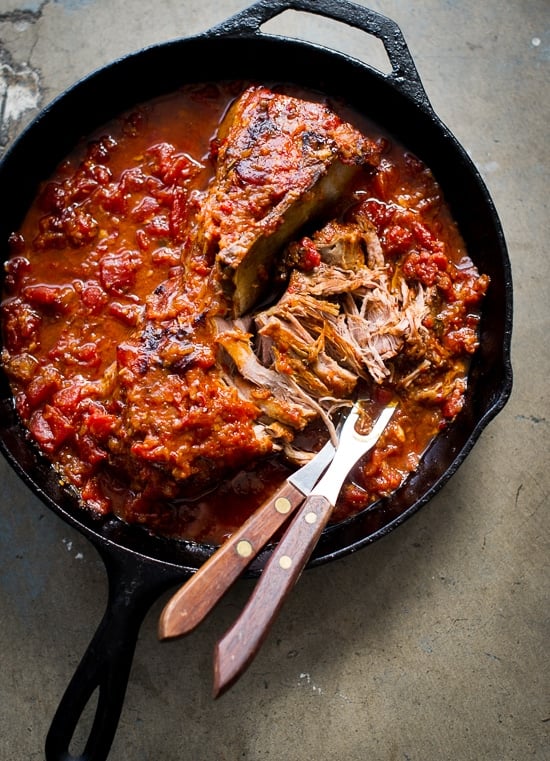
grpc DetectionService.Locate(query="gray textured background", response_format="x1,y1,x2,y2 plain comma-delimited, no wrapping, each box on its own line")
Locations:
1,1,548,760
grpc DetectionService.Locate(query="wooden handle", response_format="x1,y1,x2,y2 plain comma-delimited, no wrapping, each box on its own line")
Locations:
213,493,334,697
158,480,305,640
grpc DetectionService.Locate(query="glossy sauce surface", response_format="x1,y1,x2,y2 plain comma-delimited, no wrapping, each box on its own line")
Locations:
1,82,488,544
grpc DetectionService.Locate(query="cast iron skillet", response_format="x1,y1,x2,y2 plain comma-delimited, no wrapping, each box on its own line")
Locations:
0,1,513,759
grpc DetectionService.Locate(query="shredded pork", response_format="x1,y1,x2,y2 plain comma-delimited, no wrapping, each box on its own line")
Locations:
214,210,437,461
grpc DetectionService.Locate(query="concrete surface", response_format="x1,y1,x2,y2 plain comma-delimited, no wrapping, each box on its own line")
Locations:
0,1,548,760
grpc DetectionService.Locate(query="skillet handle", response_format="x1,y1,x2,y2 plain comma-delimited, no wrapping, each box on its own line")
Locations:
45,548,189,761
208,0,430,108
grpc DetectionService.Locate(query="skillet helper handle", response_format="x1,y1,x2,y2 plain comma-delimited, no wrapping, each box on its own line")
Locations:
210,0,430,107
45,552,187,761
158,480,306,640
213,493,333,698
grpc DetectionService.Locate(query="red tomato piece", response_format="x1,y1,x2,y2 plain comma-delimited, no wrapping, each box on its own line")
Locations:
99,250,141,292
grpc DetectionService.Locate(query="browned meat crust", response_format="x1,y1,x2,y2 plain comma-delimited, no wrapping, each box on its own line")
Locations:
197,85,381,315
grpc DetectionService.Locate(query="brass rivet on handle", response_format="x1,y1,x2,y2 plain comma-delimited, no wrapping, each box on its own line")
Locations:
279,555,292,570
236,540,253,558
275,497,292,514
304,511,318,524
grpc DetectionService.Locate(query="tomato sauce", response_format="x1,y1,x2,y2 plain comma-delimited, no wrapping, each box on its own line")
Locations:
1,82,488,544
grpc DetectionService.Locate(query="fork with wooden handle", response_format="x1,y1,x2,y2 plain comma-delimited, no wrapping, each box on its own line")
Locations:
158,436,337,641
213,399,397,697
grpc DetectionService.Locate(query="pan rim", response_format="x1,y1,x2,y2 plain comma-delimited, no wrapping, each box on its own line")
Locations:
0,30,513,574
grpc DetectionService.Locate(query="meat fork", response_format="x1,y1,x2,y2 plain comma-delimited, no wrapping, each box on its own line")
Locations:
158,432,337,641
212,398,398,696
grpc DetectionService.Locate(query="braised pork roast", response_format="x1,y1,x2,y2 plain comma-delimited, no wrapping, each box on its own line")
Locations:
1,84,488,542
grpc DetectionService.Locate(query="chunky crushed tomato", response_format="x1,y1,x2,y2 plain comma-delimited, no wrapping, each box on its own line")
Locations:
1,83,487,544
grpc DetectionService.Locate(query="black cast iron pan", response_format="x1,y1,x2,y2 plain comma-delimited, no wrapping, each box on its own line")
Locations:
0,1,513,759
